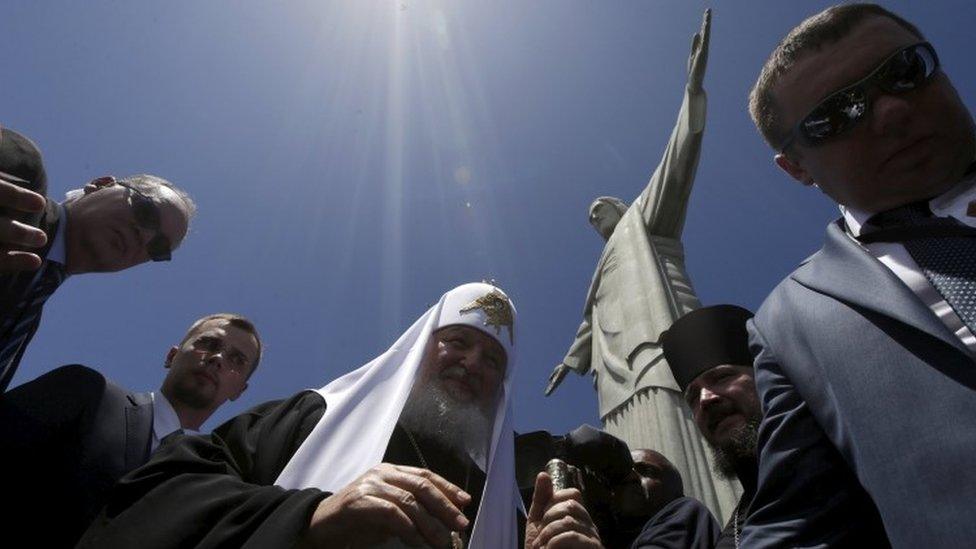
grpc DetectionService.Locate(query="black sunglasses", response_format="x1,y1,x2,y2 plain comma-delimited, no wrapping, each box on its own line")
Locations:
780,42,940,152
116,181,172,262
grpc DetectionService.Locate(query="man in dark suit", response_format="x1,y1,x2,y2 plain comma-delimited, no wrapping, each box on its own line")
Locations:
0,125,196,393
743,4,976,547
0,312,262,548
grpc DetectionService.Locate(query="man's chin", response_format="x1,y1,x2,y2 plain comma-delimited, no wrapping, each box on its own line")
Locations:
174,382,216,410
709,418,759,479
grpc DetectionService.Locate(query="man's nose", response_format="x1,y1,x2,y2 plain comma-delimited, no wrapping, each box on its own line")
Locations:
699,386,721,408
461,345,490,373
624,468,642,483
870,92,913,138
205,350,227,370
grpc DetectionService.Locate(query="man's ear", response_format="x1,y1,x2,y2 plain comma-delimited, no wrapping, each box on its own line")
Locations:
230,382,248,401
774,154,815,186
165,346,178,369
83,175,116,195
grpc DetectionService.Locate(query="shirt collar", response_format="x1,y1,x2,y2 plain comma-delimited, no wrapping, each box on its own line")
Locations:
151,391,184,440
47,201,68,266
841,171,976,238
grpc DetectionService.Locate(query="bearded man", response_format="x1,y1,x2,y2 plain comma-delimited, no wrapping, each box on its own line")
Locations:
80,282,525,548
659,305,888,547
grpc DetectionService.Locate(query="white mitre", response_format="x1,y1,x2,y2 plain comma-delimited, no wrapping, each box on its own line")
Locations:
276,282,521,548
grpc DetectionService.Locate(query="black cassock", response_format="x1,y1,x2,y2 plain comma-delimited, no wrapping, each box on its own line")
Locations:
78,390,506,548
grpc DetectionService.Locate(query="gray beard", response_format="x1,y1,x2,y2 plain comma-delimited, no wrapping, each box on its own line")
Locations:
711,418,759,480
399,383,493,462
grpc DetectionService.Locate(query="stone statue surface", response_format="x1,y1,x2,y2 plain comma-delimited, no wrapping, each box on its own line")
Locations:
545,10,709,416
544,11,742,522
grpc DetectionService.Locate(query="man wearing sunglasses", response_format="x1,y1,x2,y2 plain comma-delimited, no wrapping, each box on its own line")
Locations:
0,136,194,394
743,4,976,547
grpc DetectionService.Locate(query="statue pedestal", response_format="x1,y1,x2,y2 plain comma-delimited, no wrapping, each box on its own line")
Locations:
602,387,742,523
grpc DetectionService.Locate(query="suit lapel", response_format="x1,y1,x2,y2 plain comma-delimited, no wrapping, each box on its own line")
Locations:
124,392,154,470
793,220,971,359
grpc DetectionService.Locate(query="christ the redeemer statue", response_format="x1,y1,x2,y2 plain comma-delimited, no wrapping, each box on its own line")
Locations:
544,10,740,521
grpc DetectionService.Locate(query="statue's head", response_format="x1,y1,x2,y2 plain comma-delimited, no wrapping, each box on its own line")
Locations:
588,196,628,240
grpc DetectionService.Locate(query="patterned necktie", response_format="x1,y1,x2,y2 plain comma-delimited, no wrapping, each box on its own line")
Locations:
864,201,976,334
0,261,67,392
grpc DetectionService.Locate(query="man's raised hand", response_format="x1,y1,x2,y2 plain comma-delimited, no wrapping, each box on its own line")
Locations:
687,9,711,94
525,472,602,549
0,175,47,272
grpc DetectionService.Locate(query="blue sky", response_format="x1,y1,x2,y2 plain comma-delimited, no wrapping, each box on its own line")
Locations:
5,1,974,434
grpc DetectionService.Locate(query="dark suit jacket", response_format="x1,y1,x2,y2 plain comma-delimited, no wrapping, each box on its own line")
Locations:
741,219,976,547
0,364,154,548
0,126,59,393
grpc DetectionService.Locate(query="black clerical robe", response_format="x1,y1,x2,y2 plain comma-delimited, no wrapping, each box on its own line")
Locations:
79,390,510,548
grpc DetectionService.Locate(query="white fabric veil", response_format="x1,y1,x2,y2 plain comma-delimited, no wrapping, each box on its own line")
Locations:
275,282,521,548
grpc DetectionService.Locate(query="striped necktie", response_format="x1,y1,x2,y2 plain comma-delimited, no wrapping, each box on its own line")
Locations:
863,201,976,334
0,261,67,392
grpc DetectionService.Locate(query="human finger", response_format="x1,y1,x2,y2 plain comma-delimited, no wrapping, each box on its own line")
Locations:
388,464,471,506
528,472,554,522
546,530,602,549
0,218,47,249
545,487,585,508
534,514,600,548
384,465,470,531
366,480,456,548
541,498,592,529
358,494,427,547
0,249,42,272
0,178,45,214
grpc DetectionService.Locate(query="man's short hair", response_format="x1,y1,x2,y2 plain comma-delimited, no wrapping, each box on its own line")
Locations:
123,173,197,219
748,3,925,149
180,313,263,376
65,174,198,248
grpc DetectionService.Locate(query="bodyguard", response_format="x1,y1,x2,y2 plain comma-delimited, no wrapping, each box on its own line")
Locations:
744,4,976,546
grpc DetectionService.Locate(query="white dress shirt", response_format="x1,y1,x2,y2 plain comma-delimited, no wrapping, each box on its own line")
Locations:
842,173,976,356
149,391,199,452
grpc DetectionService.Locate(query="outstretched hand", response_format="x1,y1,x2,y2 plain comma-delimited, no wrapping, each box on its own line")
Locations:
545,364,570,396
0,175,47,272
687,9,711,94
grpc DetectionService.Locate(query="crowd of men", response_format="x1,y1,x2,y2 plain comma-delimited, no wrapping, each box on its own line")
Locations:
0,3,973,548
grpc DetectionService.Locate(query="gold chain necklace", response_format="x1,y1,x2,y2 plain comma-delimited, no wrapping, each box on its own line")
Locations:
403,428,470,549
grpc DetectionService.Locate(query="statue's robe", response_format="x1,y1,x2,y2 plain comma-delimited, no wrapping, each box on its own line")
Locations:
561,86,742,522
78,391,521,548
562,87,705,418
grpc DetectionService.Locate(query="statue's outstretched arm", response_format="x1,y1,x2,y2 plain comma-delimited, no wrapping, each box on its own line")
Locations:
638,9,710,238
545,315,593,396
